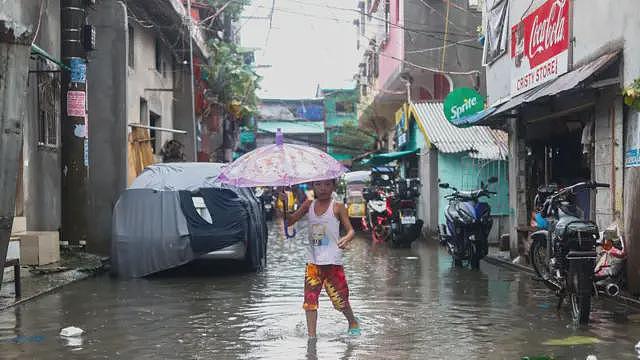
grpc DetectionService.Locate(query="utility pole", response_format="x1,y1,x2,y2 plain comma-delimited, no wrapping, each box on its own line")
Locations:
187,0,198,161
0,0,44,285
61,0,89,247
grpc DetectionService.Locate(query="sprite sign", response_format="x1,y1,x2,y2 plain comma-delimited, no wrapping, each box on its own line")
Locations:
443,87,485,127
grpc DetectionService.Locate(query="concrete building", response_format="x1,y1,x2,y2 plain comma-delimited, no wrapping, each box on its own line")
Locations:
86,0,208,254
254,99,326,150
356,0,483,142
317,87,361,163
472,0,640,290
9,1,64,262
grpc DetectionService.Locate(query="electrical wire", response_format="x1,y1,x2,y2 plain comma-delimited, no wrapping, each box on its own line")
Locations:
440,0,451,71
378,52,480,75
415,0,472,35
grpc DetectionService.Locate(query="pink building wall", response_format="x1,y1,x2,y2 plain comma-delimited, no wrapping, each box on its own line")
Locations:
376,0,404,91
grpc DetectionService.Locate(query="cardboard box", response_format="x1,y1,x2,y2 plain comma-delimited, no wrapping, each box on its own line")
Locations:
6,238,20,261
11,217,26,235
19,232,60,266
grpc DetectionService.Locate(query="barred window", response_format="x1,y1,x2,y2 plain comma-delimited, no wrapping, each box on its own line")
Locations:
37,60,60,147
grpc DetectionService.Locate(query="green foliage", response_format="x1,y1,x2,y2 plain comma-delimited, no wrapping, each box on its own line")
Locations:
331,120,377,156
203,38,261,117
622,78,640,111
207,0,251,22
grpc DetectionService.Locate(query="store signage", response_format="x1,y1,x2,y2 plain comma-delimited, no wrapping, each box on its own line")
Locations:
625,113,640,168
443,87,485,126
396,110,407,147
510,0,570,96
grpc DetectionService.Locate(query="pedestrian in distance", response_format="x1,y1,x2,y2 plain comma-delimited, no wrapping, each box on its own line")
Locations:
283,179,360,338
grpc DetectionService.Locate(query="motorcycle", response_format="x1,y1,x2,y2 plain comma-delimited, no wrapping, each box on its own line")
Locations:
362,185,393,243
254,187,275,221
594,224,626,297
390,178,424,247
529,181,610,325
439,177,498,269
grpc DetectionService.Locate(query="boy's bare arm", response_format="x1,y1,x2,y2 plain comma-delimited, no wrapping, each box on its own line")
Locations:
336,203,355,249
286,198,312,226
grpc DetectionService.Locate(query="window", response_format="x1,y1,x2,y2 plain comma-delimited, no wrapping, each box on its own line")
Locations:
434,74,451,100
336,101,354,114
128,25,134,68
384,0,390,37
37,61,60,147
395,0,400,23
140,98,148,124
155,38,161,72
149,111,160,153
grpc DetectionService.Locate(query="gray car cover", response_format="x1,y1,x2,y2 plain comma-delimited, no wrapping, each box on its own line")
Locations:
112,163,267,278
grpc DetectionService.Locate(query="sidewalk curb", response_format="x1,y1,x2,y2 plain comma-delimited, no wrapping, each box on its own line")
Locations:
484,255,640,310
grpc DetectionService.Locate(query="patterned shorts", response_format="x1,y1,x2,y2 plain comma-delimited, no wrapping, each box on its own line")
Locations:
303,263,350,311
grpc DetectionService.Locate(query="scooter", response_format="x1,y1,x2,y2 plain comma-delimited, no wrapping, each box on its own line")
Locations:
594,225,626,297
362,187,393,243
255,187,275,221
390,178,423,247
439,177,497,268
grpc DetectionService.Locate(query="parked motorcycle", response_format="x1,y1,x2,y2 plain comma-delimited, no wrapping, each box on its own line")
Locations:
439,177,498,269
390,178,423,247
362,185,393,243
254,187,275,221
529,181,610,325
594,225,626,297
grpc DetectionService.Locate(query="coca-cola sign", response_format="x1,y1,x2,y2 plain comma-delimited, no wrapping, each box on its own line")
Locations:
510,0,570,95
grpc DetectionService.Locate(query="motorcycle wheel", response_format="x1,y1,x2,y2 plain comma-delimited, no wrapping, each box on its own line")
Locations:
453,257,463,267
470,244,480,269
372,225,388,244
570,262,593,325
529,239,558,291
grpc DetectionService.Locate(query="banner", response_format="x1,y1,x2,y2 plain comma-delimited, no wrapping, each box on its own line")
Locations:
510,0,570,95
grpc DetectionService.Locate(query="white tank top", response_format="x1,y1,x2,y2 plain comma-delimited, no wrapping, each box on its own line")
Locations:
307,200,342,265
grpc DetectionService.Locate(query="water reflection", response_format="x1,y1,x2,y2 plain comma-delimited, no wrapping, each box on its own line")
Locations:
1,222,640,358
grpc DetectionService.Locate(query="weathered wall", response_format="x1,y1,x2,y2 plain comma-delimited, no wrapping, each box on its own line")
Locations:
376,0,403,91
404,0,483,92
86,1,128,255
173,60,196,162
127,22,175,157
23,0,61,231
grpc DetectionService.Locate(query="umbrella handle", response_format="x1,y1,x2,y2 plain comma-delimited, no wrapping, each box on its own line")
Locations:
284,218,297,238
282,189,296,238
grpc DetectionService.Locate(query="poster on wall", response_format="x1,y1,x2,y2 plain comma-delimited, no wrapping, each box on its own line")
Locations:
510,0,570,96
625,113,640,168
67,91,86,117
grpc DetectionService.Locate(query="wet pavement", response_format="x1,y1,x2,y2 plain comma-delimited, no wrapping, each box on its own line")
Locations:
2,221,640,359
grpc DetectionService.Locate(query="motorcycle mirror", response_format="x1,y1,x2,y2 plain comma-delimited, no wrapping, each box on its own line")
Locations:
439,183,450,189
488,176,499,184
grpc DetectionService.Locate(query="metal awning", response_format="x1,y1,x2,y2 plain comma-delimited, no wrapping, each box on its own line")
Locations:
31,44,70,71
361,149,418,166
462,51,621,126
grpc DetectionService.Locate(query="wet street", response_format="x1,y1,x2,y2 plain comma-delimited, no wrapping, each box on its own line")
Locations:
2,222,640,359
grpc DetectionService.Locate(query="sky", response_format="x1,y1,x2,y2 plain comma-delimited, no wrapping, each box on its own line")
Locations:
239,0,362,99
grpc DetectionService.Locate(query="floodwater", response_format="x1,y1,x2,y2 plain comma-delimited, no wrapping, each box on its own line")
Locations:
2,221,640,359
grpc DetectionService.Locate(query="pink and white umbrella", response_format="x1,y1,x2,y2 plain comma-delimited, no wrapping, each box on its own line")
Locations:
217,129,347,187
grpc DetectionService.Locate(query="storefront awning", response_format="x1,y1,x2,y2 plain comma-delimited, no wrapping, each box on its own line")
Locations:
361,149,418,166
464,51,620,126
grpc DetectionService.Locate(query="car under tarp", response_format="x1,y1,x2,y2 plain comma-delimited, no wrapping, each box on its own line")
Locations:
112,163,267,278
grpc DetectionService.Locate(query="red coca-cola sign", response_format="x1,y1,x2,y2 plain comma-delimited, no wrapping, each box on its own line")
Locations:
510,0,570,95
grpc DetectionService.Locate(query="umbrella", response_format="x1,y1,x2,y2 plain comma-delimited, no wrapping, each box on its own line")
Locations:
217,129,348,238
217,129,347,187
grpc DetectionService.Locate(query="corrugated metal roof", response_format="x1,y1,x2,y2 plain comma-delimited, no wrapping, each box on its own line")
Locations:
411,102,508,160
257,120,325,134
494,51,620,115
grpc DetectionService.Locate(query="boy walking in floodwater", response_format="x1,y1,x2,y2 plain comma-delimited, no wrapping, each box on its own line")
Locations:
285,179,360,338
